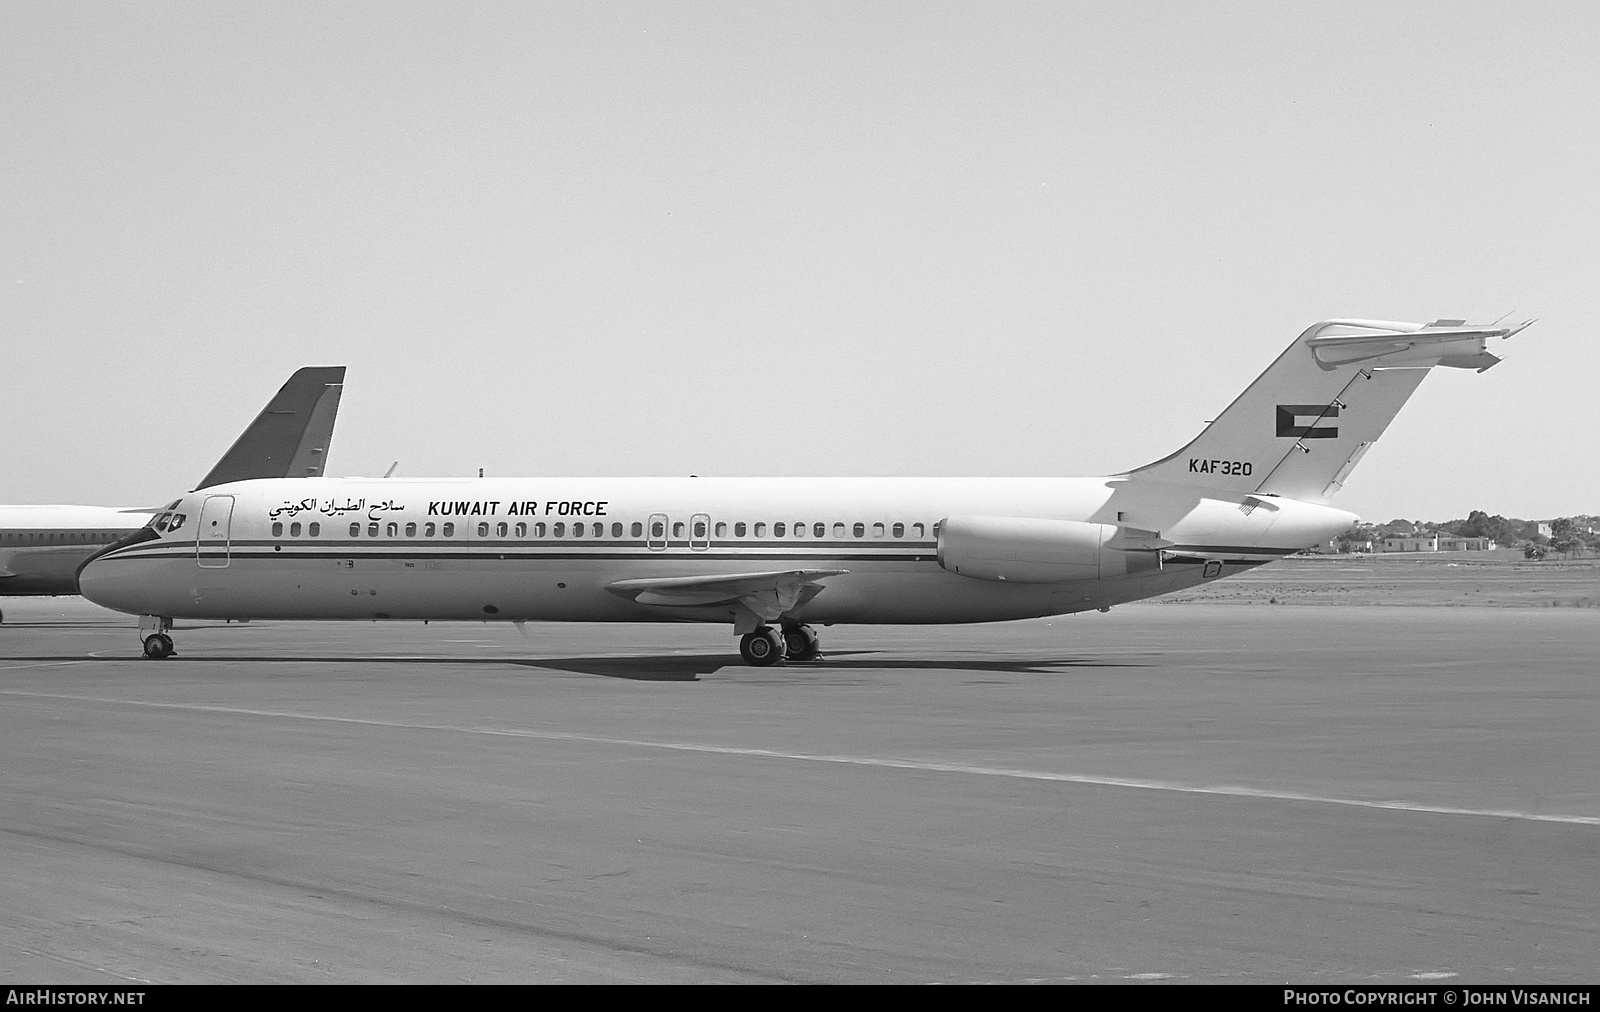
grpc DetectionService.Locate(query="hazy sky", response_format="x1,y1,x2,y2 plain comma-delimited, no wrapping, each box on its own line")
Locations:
3,2,1596,522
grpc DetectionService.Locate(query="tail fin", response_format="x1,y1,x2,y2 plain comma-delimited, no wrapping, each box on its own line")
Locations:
193,366,346,490
1125,319,1531,502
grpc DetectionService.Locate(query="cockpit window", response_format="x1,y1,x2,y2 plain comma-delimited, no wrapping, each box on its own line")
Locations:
166,513,186,532
152,512,172,531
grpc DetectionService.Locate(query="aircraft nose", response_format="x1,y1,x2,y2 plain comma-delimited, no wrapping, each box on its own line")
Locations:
76,527,162,613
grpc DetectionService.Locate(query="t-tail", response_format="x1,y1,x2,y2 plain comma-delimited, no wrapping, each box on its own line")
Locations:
1125,318,1533,502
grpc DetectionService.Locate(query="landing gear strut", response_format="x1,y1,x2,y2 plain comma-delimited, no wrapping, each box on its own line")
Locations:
781,623,821,662
738,626,785,667
139,615,175,659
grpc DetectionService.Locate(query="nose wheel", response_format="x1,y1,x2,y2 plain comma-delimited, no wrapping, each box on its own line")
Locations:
738,627,786,666
138,615,175,659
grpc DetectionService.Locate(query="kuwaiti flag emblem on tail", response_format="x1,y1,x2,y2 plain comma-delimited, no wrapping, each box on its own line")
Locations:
1276,404,1340,439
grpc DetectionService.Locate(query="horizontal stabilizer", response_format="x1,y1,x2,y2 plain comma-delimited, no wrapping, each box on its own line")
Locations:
1306,320,1532,372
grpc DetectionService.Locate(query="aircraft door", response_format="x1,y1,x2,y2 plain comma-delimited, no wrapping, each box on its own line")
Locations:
647,513,668,551
690,513,710,551
197,495,235,568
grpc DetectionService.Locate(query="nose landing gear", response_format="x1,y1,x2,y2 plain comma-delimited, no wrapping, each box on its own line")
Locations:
138,615,175,659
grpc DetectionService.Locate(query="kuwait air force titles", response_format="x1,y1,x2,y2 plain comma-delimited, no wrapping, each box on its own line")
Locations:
78,318,1530,665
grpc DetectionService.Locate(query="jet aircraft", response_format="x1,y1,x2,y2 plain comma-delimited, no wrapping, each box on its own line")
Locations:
77,320,1529,664
0,366,344,621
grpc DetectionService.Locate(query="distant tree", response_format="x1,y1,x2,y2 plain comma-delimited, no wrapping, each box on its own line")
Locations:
1550,517,1582,558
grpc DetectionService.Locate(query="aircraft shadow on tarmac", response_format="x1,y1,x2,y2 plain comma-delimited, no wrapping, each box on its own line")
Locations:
3,650,1150,682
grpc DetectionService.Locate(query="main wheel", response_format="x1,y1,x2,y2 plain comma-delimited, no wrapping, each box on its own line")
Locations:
782,625,820,662
142,634,174,659
738,628,785,667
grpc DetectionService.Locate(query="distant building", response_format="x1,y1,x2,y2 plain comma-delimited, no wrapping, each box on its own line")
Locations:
1379,533,1494,553
1538,522,1554,538
1381,533,1438,553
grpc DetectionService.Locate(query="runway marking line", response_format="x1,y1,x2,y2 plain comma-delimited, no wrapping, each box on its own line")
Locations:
5,689,1598,827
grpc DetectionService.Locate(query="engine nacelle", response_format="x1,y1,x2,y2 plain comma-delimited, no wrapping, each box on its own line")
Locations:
936,516,1160,584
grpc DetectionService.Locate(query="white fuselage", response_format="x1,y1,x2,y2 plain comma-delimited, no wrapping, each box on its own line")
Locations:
77,475,1356,625
0,505,155,597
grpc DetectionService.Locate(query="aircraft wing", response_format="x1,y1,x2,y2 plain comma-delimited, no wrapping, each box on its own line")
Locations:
606,569,847,629
194,366,346,490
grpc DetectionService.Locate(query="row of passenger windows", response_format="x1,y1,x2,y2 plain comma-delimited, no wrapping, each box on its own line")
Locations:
0,530,124,545
268,519,933,540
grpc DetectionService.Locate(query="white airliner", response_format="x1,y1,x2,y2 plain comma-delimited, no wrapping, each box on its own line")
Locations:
79,319,1529,664
0,366,344,622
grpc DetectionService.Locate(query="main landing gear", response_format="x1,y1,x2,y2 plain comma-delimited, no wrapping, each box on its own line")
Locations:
139,615,175,659
737,623,821,667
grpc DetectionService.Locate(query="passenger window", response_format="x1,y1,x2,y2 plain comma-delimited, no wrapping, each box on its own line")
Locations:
651,521,665,538
272,522,283,537
754,522,766,538
853,522,865,538
735,522,747,537
714,522,727,537
404,522,416,537
774,522,786,537
476,522,488,537
424,522,436,537
515,522,527,537
388,522,399,537
793,523,804,538
368,522,380,537
833,523,846,538
309,522,320,537
534,522,546,537
350,522,361,537
612,522,623,537
554,522,565,537
673,521,684,538
291,522,302,537
913,523,925,538
872,522,884,538
496,522,508,537
694,520,707,538
443,522,455,537
572,522,584,538
814,523,825,538
893,522,904,538
631,522,643,537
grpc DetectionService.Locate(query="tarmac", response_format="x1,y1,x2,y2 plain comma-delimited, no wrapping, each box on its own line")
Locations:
1,596,1597,983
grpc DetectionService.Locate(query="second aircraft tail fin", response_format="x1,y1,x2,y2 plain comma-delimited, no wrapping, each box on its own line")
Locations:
1124,318,1530,503
193,366,346,490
